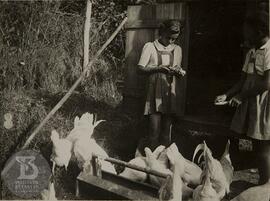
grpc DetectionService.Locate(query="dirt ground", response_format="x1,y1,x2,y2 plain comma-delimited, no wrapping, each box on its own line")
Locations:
0,91,260,200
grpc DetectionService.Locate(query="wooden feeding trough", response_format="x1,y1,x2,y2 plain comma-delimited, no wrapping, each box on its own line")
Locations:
76,154,172,200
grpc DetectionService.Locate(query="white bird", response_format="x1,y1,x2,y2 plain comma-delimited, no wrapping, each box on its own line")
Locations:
73,137,116,174
67,113,104,143
167,144,194,201
169,143,202,187
119,157,148,182
156,145,170,168
193,171,219,201
67,113,116,174
220,140,234,191
50,130,72,174
231,179,270,201
41,181,57,200
196,142,229,199
120,145,166,182
145,147,172,187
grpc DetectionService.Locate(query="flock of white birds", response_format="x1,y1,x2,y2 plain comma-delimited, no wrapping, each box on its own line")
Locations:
42,112,270,201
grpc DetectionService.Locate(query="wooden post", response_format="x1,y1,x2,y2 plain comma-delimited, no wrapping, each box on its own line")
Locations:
92,153,170,179
92,155,102,178
75,180,80,198
158,175,172,201
84,0,92,74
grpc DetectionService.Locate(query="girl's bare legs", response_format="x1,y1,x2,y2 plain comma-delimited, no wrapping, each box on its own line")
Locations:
253,140,270,184
160,115,173,147
148,113,162,151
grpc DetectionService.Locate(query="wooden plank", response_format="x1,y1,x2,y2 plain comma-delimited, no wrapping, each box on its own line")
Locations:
169,3,176,18
126,19,163,29
174,3,184,19
127,5,143,20
124,28,154,98
83,0,92,72
125,4,157,100
125,19,186,29
127,5,155,21
77,171,159,200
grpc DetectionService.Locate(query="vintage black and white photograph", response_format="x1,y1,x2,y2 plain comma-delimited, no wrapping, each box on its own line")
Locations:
0,0,270,200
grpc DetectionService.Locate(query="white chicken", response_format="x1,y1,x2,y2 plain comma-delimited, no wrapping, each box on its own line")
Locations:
144,145,193,200
169,143,202,187
196,141,229,199
41,181,57,200
67,113,104,143
119,145,166,182
156,146,170,168
193,171,219,201
119,157,148,182
167,144,195,201
50,130,72,174
145,147,173,187
230,179,270,201
67,113,116,174
220,140,234,190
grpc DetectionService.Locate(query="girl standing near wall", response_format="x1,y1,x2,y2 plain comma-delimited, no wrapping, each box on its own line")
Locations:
138,20,186,151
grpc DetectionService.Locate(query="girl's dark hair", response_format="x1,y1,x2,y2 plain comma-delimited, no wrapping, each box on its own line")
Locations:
245,11,269,36
159,19,182,36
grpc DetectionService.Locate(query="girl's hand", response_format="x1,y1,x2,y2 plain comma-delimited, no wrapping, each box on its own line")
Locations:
229,95,242,107
169,66,186,76
179,68,186,76
158,65,171,74
215,94,227,103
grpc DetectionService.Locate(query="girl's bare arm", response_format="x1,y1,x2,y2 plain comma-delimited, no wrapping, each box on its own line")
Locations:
137,64,170,75
225,72,247,99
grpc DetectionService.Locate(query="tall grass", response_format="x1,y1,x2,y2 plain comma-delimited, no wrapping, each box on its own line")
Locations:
0,1,126,106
